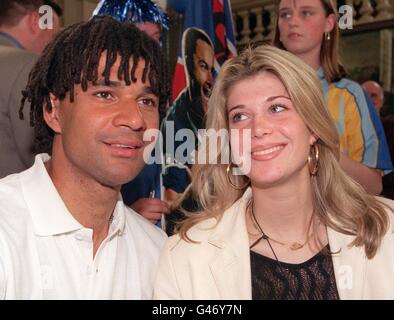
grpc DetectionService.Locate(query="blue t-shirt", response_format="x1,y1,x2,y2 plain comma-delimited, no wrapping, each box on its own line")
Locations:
318,68,392,174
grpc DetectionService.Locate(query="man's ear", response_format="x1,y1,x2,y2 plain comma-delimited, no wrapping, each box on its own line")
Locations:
43,94,62,134
26,10,41,35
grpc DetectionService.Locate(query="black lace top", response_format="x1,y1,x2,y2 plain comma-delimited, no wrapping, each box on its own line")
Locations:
250,245,339,300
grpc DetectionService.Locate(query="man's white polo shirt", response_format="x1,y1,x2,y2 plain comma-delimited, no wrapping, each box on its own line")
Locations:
0,154,167,299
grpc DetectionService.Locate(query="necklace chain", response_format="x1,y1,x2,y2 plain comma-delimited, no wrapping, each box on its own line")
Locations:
249,202,314,254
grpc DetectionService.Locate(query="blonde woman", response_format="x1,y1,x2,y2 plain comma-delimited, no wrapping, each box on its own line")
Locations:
273,0,392,195
153,46,394,300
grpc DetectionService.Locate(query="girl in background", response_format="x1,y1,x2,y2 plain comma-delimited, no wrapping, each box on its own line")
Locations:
273,0,392,195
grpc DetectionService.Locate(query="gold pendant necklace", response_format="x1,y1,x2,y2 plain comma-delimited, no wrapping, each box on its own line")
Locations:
250,203,314,251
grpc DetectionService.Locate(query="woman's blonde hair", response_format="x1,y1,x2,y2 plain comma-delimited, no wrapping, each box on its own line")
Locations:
272,0,347,83
178,45,390,259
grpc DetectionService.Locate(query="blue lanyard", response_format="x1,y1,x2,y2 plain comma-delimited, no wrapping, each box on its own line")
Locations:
0,32,24,49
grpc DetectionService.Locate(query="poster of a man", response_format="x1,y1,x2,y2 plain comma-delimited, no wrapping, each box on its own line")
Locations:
160,0,237,234
162,27,215,206
169,27,214,132
184,27,215,114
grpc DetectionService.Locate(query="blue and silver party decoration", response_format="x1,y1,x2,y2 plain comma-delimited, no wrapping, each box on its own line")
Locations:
93,0,169,30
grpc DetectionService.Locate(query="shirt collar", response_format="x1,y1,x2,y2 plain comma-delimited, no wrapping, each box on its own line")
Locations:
20,154,83,236
108,199,127,237
0,31,24,49
20,154,126,237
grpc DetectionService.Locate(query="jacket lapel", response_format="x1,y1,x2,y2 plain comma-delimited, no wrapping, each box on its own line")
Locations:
209,245,251,299
207,189,253,299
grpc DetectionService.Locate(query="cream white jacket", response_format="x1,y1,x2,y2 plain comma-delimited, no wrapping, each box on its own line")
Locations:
154,188,394,300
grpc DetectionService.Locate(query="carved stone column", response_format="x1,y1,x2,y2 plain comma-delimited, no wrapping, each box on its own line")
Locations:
239,10,251,45
375,0,392,21
380,29,392,92
266,3,276,40
251,7,264,42
358,0,374,24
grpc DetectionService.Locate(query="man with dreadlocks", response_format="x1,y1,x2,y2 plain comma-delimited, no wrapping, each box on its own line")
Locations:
93,0,171,227
0,16,170,299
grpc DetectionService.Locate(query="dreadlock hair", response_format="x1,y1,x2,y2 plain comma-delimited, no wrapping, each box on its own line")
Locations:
20,15,170,155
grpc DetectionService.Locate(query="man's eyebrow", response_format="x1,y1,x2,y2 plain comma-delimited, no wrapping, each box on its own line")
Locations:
93,79,123,87
92,80,158,97
139,86,160,98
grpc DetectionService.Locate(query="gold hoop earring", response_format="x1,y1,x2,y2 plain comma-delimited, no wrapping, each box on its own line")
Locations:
226,163,250,190
308,144,319,176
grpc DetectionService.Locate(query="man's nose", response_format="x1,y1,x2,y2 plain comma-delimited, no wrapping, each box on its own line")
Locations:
113,100,146,131
207,70,213,84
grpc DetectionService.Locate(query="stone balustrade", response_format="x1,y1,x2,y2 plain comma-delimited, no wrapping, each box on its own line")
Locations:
231,0,393,46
